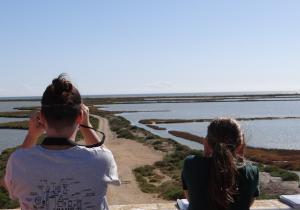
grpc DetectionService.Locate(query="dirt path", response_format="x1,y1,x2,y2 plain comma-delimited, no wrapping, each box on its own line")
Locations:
83,115,167,205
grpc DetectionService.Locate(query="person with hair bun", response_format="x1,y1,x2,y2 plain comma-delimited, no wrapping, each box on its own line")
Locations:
3,74,120,210
181,118,259,210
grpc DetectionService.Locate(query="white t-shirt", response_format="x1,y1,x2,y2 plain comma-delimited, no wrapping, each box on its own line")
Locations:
5,145,120,210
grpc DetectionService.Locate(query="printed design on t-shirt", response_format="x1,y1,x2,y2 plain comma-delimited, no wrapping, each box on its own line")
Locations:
26,178,97,210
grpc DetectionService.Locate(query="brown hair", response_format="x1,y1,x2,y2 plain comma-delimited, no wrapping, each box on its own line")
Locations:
41,74,81,129
207,118,243,210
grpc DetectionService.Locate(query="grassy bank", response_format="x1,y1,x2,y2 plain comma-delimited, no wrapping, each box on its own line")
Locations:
0,148,19,209
146,124,166,130
168,130,205,144
246,147,300,171
0,120,29,130
0,110,33,118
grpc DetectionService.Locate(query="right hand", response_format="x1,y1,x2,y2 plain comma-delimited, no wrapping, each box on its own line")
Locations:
80,104,91,126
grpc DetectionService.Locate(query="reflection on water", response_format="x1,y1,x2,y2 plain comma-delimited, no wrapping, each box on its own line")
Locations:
0,129,27,153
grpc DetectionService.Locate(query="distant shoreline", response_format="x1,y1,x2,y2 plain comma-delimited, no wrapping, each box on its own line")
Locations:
139,116,300,125
1,91,300,102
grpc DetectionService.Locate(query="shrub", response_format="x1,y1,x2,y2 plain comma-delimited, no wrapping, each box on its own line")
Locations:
133,166,158,193
159,181,183,200
109,116,131,132
263,165,299,181
134,165,155,177
117,129,134,139
0,187,19,209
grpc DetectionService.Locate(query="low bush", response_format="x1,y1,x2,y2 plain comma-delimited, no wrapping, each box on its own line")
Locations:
133,166,158,193
159,181,183,200
116,129,134,139
263,165,299,181
134,165,155,177
0,187,19,209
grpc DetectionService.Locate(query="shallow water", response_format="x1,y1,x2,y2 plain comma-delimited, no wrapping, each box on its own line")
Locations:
0,99,299,151
0,129,27,153
101,101,300,150
0,101,35,152
0,101,40,112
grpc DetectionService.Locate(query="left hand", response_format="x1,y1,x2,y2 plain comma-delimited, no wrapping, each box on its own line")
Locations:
27,111,45,139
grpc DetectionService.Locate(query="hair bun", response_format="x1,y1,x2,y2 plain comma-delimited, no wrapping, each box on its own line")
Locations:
52,74,73,94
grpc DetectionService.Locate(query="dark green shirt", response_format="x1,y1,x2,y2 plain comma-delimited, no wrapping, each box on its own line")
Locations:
182,155,259,210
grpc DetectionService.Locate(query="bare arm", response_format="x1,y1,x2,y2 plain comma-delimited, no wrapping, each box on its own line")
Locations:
79,104,101,145
22,112,45,148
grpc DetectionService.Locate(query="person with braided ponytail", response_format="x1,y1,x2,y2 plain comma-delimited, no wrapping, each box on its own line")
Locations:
3,74,120,210
181,118,259,210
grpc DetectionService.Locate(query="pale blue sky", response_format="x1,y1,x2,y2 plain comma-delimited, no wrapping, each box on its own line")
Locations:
0,0,300,97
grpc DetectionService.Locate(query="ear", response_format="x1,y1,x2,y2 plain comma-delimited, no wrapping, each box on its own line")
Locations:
39,111,46,127
204,138,213,157
75,110,83,124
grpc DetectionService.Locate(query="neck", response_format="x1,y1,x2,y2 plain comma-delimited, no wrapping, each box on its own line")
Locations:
45,127,78,141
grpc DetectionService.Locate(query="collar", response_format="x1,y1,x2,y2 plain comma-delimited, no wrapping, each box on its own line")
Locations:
41,137,104,148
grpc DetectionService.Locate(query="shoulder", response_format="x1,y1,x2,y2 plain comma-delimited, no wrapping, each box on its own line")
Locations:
8,146,37,160
244,162,259,174
83,145,113,155
239,161,259,180
183,155,209,169
6,146,40,167
79,146,115,161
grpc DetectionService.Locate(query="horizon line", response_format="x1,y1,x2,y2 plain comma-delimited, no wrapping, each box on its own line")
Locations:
0,90,300,99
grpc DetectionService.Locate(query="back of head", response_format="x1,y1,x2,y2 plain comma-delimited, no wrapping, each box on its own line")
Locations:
207,118,242,149
41,74,81,130
206,118,243,210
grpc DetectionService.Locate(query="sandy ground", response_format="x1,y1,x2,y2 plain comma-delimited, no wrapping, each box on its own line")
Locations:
80,115,167,205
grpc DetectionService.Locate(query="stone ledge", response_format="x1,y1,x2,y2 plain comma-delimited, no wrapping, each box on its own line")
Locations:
1,200,298,210
109,200,298,210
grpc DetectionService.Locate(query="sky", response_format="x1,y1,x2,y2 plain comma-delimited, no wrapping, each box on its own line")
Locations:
0,0,300,97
